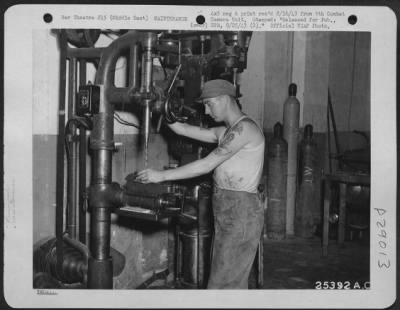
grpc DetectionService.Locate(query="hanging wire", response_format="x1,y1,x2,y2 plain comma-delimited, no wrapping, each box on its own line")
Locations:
114,112,141,129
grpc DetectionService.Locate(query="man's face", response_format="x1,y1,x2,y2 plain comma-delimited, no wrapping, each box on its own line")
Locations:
203,96,225,122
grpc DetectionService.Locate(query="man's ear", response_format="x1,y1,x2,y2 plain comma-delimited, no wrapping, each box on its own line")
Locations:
221,94,229,105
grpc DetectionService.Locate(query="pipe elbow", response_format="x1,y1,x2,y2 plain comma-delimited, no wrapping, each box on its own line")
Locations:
95,31,141,86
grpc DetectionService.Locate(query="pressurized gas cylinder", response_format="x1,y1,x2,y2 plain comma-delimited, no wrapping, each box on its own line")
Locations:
283,83,300,235
266,122,288,240
295,124,317,238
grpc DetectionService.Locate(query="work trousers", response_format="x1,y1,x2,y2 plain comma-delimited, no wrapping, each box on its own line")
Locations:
207,187,264,289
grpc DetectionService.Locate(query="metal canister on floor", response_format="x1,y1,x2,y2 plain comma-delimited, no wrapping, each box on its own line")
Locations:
295,124,317,238
177,183,213,288
266,122,288,240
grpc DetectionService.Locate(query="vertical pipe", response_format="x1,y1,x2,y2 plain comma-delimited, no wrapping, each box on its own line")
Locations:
129,44,139,89
87,207,113,288
89,88,115,289
56,30,68,277
78,59,87,244
140,33,155,93
88,113,114,289
79,126,87,244
92,148,113,184
142,100,151,168
90,207,111,260
195,186,200,289
67,57,78,239
88,31,144,289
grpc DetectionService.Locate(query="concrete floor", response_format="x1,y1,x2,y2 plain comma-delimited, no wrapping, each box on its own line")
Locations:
144,233,370,290
259,236,369,289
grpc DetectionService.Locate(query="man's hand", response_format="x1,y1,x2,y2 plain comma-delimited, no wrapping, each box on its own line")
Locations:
136,168,165,184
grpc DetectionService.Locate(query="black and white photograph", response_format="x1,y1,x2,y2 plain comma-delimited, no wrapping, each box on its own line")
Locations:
3,4,397,309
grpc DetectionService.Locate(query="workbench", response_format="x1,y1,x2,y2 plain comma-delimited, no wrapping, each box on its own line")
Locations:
322,171,370,256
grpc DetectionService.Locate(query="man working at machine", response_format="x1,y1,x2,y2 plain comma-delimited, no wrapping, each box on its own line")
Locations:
136,79,265,289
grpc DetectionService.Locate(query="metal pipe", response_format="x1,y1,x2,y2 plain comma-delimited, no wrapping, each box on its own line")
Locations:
90,207,111,260
129,43,139,89
67,57,78,239
138,32,157,168
141,48,153,93
63,235,89,259
92,148,113,184
79,127,87,244
78,60,88,244
142,99,151,168
56,30,68,277
88,31,152,289
67,47,104,59
122,192,176,210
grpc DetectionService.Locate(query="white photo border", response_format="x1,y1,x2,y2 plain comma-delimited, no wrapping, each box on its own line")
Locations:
3,4,397,309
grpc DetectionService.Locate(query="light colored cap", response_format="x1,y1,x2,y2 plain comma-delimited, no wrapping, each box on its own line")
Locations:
198,79,236,101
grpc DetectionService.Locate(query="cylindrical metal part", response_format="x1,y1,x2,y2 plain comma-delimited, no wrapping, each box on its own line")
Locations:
87,257,113,289
138,32,157,168
67,47,103,59
178,184,213,288
79,127,87,244
92,149,112,184
266,122,288,240
56,30,68,277
90,207,111,260
197,188,213,233
141,49,153,93
295,124,317,238
67,134,78,239
180,231,212,288
283,83,300,235
67,58,78,239
142,99,151,168
122,193,165,210
129,43,139,89
88,30,146,289
78,61,87,243
140,33,156,94
33,237,87,285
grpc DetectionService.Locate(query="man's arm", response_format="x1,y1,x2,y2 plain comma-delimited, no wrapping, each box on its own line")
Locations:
137,121,249,183
168,122,223,143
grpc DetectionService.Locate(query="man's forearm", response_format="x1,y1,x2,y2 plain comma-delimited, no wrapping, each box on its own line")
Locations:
163,158,214,181
167,122,218,143
167,122,186,136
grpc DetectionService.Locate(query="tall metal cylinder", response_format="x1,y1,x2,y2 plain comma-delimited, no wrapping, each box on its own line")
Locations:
89,106,114,289
283,83,300,235
180,231,212,288
179,185,213,288
295,124,317,238
266,122,288,240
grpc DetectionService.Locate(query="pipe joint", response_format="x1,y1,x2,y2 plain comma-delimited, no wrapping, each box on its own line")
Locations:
90,139,115,151
89,183,123,209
